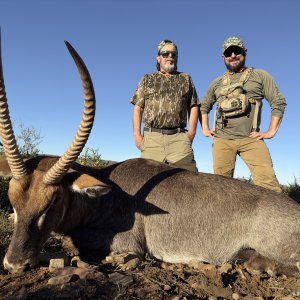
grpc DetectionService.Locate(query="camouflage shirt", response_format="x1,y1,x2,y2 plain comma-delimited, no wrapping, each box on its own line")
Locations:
201,68,287,139
131,72,200,129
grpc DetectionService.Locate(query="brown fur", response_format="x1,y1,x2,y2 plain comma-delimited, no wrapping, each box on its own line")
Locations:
2,156,300,276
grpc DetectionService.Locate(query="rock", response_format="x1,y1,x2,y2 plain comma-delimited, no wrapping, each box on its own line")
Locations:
49,258,65,272
39,252,69,266
120,258,140,271
70,255,81,267
161,262,175,270
70,257,99,270
236,267,247,280
108,272,133,287
105,252,138,264
188,259,205,269
53,266,105,280
47,274,79,285
232,293,241,299
218,262,233,274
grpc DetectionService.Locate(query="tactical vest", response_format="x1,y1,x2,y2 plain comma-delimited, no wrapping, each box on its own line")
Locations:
214,68,260,131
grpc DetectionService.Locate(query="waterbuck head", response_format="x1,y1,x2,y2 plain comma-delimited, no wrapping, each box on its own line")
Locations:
0,33,109,273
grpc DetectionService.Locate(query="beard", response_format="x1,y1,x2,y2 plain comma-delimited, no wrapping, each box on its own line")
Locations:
160,62,177,73
224,57,245,72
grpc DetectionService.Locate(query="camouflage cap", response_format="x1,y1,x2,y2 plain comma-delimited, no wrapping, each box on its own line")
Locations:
222,36,245,53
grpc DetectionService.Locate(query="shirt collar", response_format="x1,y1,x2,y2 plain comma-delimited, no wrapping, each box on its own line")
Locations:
228,67,247,75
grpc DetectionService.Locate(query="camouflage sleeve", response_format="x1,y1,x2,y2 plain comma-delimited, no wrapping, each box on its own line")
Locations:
130,75,147,108
257,69,287,117
188,75,200,108
200,79,218,114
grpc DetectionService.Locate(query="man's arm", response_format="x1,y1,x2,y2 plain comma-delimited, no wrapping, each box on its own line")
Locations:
249,115,282,140
186,106,199,142
201,113,214,137
133,104,144,149
250,70,286,140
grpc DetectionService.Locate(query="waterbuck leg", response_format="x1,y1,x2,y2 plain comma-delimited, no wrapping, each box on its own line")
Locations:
244,252,299,276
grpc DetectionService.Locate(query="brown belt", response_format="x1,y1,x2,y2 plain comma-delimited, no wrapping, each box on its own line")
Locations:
144,127,186,135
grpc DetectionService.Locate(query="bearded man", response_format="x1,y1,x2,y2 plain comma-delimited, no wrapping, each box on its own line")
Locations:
131,39,200,171
200,36,286,192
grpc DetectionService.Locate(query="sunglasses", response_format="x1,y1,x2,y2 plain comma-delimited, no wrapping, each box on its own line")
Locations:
159,50,178,58
223,46,245,58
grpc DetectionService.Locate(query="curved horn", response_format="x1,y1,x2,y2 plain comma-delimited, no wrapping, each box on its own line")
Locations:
43,41,96,185
0,32,28,179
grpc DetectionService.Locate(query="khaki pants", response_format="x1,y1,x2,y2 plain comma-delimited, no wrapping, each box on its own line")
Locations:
212,137,281,193
140,131,198,172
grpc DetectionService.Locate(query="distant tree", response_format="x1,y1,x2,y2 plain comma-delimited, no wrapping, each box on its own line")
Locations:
0,123,43,158
16,123,43,158
77,147,110,168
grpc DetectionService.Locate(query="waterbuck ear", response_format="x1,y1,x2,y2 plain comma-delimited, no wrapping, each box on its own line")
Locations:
70,173,112,197
0,157,12,178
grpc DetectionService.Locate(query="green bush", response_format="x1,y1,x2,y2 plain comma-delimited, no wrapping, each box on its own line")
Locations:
283,178,300,204
77,147,110,168
0,123,43,159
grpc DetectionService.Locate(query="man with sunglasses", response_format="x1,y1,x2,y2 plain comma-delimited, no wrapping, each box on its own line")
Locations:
131,39,200,171
200,36,286,192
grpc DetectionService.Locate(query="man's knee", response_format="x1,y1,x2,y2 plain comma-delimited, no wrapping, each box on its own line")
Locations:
252,168,281,193
213,165,234,177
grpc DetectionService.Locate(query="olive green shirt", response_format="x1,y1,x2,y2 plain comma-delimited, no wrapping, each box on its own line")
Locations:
131,72,200,129
201,68,287,139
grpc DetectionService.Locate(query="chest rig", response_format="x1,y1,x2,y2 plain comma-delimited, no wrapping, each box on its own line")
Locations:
214,68,260,131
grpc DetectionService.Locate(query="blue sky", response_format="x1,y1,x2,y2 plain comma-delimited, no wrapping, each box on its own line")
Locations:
0,0,299,184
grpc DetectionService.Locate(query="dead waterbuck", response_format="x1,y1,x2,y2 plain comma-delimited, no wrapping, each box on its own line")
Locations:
0,33,300,276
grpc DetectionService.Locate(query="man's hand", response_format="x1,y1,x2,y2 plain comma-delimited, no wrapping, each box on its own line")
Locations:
202,128,214,137
201,113,214,137
134,133,143,149
249,131,275,140
250,116,282,140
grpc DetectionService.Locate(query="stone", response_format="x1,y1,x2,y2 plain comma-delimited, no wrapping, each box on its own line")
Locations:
108,272,133,288
48,274,79,285
49,258,65,273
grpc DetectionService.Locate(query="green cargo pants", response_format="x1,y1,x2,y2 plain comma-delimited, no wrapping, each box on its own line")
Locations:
212,137,281,193
140,131,198,172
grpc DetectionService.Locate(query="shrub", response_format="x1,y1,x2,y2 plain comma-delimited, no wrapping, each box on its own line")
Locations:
0,123,43,159
283,178,300,204
77,147,110,168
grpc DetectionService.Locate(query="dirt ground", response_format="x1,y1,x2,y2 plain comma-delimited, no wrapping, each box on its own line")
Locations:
1,235,300,300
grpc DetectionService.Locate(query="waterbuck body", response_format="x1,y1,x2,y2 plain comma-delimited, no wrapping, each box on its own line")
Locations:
0,34,299,275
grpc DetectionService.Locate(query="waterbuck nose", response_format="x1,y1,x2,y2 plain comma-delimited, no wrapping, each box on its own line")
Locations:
3,255,36,273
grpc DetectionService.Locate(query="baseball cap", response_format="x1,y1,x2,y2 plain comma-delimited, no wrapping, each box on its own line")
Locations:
157,39,178,54
222,36,245,53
